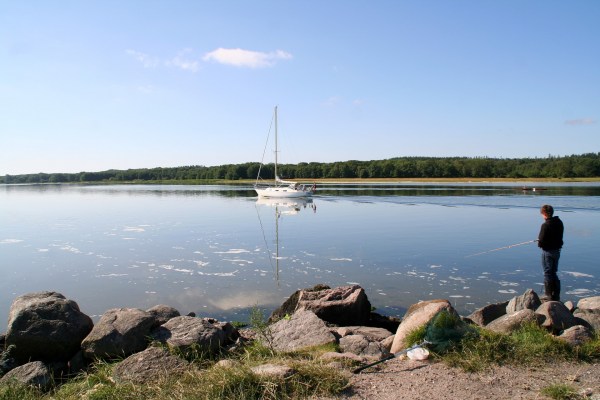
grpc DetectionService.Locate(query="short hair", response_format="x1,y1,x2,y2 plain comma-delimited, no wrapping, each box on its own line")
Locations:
540,204,554,217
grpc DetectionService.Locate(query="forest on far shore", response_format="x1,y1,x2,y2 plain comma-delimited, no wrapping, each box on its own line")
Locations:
2,153,600,184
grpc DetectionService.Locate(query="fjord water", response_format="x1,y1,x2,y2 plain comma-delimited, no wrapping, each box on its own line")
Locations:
1,182,599,325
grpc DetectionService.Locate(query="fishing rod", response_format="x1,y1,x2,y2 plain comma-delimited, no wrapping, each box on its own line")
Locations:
465,239,537,258
353,340,431,374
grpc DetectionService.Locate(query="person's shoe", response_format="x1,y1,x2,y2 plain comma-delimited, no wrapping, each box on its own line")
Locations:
551,279,561,302
541,280,553,302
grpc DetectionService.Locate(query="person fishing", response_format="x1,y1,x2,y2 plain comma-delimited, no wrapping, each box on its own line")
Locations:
537,204,564,301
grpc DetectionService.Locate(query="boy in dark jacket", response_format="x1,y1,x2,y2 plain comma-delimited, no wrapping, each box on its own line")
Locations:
538,204,564,301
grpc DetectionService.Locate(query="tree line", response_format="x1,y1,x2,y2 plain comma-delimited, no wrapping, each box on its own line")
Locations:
3,153,600,184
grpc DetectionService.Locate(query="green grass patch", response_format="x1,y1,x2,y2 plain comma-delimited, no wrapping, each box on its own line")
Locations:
540,383,582,400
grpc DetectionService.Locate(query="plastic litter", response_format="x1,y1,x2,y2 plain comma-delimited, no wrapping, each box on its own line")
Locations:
406,347,430,360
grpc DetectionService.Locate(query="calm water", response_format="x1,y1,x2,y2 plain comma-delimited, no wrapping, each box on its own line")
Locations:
1,182,599,326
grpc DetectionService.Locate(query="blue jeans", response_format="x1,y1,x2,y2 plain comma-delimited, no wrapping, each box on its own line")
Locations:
541,249,561,282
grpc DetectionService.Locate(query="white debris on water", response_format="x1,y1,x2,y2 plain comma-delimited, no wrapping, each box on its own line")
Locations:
563,271,594,278
0,239,24,244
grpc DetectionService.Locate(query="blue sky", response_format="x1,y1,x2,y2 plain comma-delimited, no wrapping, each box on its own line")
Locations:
1,1,598,175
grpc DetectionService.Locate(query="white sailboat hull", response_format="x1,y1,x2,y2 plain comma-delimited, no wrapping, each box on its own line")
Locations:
255,185,313,198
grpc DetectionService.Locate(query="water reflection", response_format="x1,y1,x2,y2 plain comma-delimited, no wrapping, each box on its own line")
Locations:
255,198,316,282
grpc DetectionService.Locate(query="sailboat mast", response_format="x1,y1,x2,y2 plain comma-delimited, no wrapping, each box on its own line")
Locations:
274,106,278,184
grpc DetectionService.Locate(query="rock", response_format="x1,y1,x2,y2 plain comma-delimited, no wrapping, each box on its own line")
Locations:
380,335,395,352
251,364,296,379
200,318,240,344
214,359,239,369
320,352,365,364
335,326,393,342
578,296,600,310
367,312,401,332
574,310,600,332
81,308,155,360
536,301,579,333
113,346,190,384
5,291,93,363
558,325,594,347
339,334,387,358
0,361,52,391
151,316,227,355
0,344,18,375
390,299,457,353
267,309,337,352
485,309,543,334
467,301,509,326
506,289,541,314
564,301,575,313
146,305,180,327
574,296,600,331
269,284,331,323
296,285,372,326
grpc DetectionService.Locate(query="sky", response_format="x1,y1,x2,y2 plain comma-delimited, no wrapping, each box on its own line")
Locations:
1,1,599,175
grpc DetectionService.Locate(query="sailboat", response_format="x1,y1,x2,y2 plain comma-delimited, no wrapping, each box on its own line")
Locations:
254,106,315,198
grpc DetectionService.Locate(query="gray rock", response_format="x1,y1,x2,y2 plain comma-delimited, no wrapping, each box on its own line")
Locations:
467,301,509,326
558,325,594,347
113,346,190,384
574,296,600,331
200,318,240,344
250,364,296,379
506,289,541,314
5,291,93,363
573,310,600,332
146,305,180,327
339,334,387,358
486,309,543,334
81,308,155,359
320,351,365,363
296,285,372,326
151,316,227,355
0,344,18,375
336,326,393,342
577,296,600,311
267,309,337,352
0,361,52,391
390,299,457,353
269,284,331,323
535,301,578,333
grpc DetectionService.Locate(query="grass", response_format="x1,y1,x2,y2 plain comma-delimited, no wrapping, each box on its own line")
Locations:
438,323,600,372
540,383,582,400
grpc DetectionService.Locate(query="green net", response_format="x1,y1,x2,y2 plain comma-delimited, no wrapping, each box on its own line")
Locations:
424,310,478,353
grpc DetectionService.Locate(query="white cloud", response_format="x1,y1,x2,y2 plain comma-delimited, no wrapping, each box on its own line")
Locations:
202,48,292,68
125,49,159,68
167,48,200,72
565,118,596,126
321,96,341,107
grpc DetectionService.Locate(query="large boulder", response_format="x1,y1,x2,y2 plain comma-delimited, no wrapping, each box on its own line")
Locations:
81,308,155,360
339,334,387,359
485,309,543,334
466,301,509,326
146,305,180,327
535,301,578,333
113,346,190,384
5,292,93,363
558,326,594,347
269,284,331,323
390,299,457,354
336,326,393,342
151,316,227,355
574,296,600,331
0,361,52,391
506,289,541,314
266,309,337,352
296,285,372,326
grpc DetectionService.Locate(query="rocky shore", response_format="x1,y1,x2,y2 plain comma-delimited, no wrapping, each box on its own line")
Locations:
1,285,599,398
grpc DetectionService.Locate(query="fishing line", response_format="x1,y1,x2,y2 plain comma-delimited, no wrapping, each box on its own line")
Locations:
465,240,537,258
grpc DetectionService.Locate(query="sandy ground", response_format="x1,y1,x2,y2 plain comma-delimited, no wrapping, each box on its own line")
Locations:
322,359,600,400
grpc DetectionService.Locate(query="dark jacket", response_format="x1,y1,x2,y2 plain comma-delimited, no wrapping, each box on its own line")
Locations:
538,216,564,251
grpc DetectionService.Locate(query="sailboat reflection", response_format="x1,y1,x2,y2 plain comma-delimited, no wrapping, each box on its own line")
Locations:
255,197,316,283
